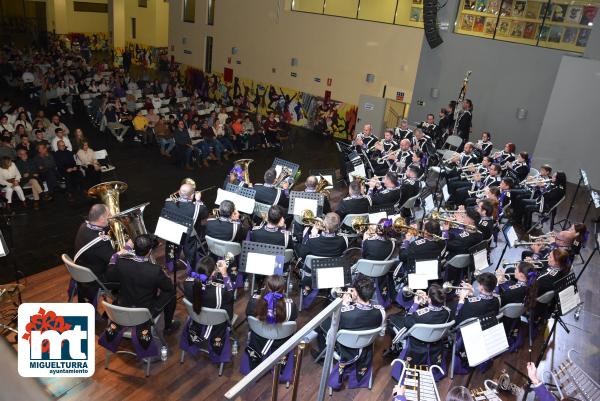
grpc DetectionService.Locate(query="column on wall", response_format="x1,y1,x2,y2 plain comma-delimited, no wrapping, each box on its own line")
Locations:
108,0,125,49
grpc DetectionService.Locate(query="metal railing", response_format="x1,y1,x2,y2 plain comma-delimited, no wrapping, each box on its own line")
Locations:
224,298,343,401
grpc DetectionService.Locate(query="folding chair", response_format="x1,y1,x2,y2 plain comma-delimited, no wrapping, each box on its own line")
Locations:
353,259,398,305
247,316,297,387
319,326,385,395
299,255,326,312
445,254,472,282
180,299,238,376
396,193,421,219
391,320,455,359
101,301,165,377
204,235,242,258
62,253,113,303
527,196,566,233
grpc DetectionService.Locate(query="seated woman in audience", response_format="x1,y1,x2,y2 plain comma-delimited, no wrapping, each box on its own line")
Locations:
181,256,235,366
155,115,175,157
14,111,33,136
76,141,101,188
72,128,87,153
0,156,27,210
241,275,298,382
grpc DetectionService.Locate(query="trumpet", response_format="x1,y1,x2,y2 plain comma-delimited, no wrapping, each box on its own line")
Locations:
459,163,482,171
401,287,428,305
300,209,325,231
529,232,556,240
467,188,487,197
429,211,480,233
376,149,401,163
367,140,382,152
513,239,553,247
461,170,488,180
331,287,352,298
442,281,471,294
382,216,445,240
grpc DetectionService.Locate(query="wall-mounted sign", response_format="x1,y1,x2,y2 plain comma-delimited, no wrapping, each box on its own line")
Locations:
314,77,321,83
396,91,405,101
183,50,192,54
364,103,374,111
290,72,297,77
417,100,425,106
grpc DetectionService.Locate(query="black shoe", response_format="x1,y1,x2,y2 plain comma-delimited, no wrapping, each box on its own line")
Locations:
164,320,181,335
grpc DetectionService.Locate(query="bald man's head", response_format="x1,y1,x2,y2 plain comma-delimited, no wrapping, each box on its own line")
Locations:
180,183,194,199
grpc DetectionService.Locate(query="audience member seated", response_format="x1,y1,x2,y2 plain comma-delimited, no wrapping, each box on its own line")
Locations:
54,140,83,201
0,156,27,210
76,141,101,188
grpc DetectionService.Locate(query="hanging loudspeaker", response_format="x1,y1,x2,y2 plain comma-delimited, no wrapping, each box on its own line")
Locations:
423,0,443,49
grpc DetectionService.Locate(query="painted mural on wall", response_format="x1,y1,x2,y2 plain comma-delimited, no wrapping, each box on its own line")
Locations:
114,42,169,69
184,67,357,140
62,32,110,51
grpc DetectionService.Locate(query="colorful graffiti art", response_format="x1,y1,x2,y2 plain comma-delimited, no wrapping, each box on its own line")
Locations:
115,42,169,70
63,32,110,51
185,68,357,140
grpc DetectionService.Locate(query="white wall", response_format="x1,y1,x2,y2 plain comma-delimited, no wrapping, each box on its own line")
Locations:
533,56,600,188
168,0,424,105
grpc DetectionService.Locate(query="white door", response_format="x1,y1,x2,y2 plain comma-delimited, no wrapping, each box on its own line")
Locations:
356,95,387,138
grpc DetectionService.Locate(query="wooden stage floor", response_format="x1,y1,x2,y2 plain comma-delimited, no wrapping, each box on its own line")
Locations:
2,185,599,401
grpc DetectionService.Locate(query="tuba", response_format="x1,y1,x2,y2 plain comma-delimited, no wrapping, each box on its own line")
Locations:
315,174,331,197
110,202,151,247
233,159,253,186
87,181,128,250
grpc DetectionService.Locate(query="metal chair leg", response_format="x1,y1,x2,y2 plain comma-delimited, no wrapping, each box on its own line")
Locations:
450,339,456,379
180,350,185,364
145,359,151,377
218,362,224,376
104,350,110,369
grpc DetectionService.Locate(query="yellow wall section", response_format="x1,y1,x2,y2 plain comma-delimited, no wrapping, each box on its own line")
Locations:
124,0,169,47
47,0,109,34
357,0,398,24
168,0,424,106
324,0,358,18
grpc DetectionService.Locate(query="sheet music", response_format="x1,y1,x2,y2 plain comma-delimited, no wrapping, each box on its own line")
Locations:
245,252,277,275
424,195,435,214
415,260,438,280
215,188,256,214
460,320,508,367
154,217,187,244
473,249,489,271
274,165,283,177
442,184,450,201
0,233,5,257
320,175,333,189
558,285,580,315
293,197,318,216
505,226,518,248
351,164,366,179
408,274,429,290
316,267,345,289
369,212,387,224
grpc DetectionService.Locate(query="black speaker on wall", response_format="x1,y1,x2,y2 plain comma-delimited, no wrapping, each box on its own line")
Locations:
423,0,443,49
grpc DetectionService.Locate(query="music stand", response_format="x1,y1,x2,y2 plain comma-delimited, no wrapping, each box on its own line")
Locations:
155,205,194,286
289,191,325,217
368,205,395,215
239,241,285,295
495,224,519,268
558,169,588,230
535,272,580,366
215,187,256,215
433,164,447,211
309,169,335,189
581,190,599,225
469,241,490,277
271,158,300,179
460,314,509,387
311,257,353,290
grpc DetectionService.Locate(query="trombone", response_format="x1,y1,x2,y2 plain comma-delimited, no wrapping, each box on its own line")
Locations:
521,177,551,186
513,239,553,247
429,211,480,233
501,259,548,267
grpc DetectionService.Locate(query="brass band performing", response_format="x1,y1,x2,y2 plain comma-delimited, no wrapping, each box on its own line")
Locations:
62,72,593,401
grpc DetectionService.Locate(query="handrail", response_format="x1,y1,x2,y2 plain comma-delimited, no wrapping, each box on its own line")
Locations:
224,298,344,401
